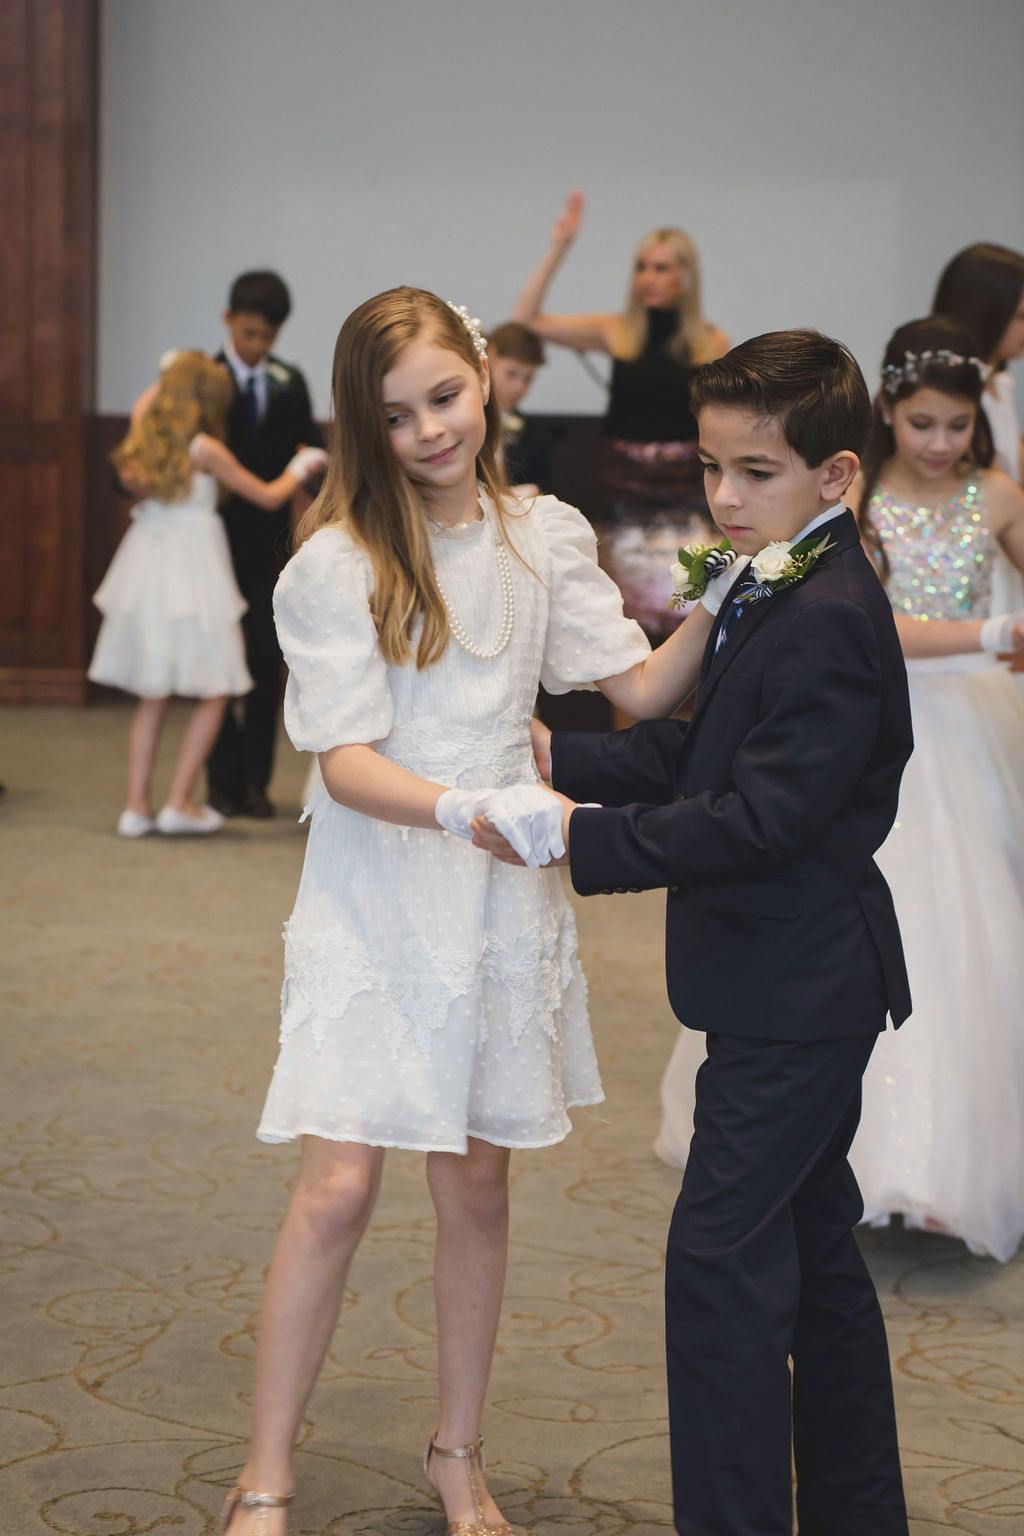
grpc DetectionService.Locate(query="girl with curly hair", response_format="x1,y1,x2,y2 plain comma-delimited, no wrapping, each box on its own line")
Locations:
89,351,325,836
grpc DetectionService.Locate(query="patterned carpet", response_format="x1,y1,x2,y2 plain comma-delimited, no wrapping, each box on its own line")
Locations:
1,703,1022,1535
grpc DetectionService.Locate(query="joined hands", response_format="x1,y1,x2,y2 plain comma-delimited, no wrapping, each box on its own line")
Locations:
435,722,578,869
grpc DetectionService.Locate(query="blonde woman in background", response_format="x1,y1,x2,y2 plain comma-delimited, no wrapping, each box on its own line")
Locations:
89,351,325,837
513,191,728,641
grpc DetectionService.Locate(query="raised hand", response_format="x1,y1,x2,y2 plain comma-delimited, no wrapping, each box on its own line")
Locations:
551,190,585,248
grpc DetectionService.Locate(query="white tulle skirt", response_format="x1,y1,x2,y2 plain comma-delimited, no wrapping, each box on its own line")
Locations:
851,655,1024,1262
654,653,1024,1262
89,500,253,700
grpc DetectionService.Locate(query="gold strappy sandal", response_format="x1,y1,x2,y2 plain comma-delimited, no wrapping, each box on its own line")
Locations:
221,1485,294,1534
423,1433,515,1536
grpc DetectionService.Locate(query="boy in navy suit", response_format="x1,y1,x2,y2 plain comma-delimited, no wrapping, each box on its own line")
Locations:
207,271,321,818
480,332,913,1535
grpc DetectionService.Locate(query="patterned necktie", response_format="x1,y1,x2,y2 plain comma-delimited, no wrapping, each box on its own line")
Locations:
714,570,763,654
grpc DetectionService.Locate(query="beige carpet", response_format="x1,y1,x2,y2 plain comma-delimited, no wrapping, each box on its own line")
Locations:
1,703,1022,1535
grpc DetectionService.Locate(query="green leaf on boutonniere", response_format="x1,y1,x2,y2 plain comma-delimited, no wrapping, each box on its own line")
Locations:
668,537,734,609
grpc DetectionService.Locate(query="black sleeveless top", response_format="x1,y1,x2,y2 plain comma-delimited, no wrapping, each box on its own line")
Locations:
604,308,699,444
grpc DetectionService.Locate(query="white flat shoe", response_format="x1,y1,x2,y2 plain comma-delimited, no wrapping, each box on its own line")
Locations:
117,809,155,838
156,804,224,836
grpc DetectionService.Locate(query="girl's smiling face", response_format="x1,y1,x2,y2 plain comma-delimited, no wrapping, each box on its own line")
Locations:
887,387,976,480
383,334,489,493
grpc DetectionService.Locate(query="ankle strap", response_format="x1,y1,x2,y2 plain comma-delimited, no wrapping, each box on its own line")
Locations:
238,1490,295,1509
428,1433,483,1461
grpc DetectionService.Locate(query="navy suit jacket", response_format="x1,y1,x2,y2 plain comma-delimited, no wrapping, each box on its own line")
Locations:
215,351,321,593
553,510,914,1041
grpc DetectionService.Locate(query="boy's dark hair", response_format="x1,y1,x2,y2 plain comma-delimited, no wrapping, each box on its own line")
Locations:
487,321,546,367
932,242,1024,365
227,270,292,327
690,329,871,466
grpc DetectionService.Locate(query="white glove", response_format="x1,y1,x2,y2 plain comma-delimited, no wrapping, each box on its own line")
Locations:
435,787,501,840
485,784,566,869
700,553,752,616
286,446,328,482
979,611,1024,654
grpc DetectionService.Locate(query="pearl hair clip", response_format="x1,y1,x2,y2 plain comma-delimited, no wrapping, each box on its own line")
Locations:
881,348,989,397
446,301,489,360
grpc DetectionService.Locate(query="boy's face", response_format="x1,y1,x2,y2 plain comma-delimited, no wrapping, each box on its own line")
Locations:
697,405,857,553
487,350,537,413
223,310,280,369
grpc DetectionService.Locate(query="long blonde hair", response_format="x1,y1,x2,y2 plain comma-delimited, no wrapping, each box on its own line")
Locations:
112,351,233,502
297,287,521,670
611,228,717,366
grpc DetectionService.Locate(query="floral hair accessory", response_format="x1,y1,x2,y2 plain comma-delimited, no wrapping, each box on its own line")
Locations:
669,539,737,607
881,348,988,397
738,532,834,604
159,348,181,372
446,301,489,361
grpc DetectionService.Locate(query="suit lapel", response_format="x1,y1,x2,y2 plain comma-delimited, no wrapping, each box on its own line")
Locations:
688,510,861,731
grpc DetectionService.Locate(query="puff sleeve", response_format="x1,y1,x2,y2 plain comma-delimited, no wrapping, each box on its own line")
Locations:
274,527,394,752
537,497,651,694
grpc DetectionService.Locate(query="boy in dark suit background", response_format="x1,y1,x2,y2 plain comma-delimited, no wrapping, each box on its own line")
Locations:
208,271,321,818
486,321,556,495
481,332,914,1535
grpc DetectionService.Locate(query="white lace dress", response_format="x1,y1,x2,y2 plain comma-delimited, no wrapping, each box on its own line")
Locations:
257,495,650,1152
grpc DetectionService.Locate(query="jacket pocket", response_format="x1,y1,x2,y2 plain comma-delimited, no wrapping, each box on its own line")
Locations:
715,671,760,699
697,877,801,920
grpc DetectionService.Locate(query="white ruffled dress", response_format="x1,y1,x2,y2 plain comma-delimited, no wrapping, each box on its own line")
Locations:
257,495,650,1153
88,465,252,700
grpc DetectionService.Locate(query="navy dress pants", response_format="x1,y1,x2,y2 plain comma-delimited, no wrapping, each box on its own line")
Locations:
665,1031,908,1536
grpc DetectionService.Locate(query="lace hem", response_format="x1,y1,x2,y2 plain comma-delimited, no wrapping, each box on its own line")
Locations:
280,904,583,1057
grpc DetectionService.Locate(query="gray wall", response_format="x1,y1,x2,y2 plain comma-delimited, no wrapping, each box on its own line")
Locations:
99,0,1024,417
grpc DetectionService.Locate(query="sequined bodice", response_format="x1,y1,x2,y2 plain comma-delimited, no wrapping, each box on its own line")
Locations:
869,479,993,621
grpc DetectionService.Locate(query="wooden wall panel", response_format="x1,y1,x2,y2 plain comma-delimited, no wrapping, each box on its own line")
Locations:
0,0,97,705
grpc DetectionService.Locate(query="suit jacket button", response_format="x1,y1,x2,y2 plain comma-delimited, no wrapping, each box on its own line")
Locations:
669,885,679,894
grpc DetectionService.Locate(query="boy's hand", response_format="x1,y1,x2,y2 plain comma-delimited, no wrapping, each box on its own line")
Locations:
472,791,577,867
531,717,553,781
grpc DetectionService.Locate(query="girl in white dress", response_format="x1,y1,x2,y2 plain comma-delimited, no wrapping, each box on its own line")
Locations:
848,317,1024,1261
655,318,1024,1263
222,288,723,1536
90,352,325,837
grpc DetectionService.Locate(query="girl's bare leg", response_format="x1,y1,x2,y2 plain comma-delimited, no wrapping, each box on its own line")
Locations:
227,1138,385,1534
425,1138,512,1526
163,695,228,814
126,696,169,814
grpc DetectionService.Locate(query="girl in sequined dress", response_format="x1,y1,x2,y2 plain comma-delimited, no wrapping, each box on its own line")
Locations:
652,318,1024,1263
846,318,1024,1261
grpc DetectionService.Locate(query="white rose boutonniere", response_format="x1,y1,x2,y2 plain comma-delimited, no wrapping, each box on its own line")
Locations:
739,531,835,605
267,361,291,384
751,541,792,582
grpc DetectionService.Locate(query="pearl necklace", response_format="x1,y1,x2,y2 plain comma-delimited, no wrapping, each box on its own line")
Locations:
436,537,516,660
